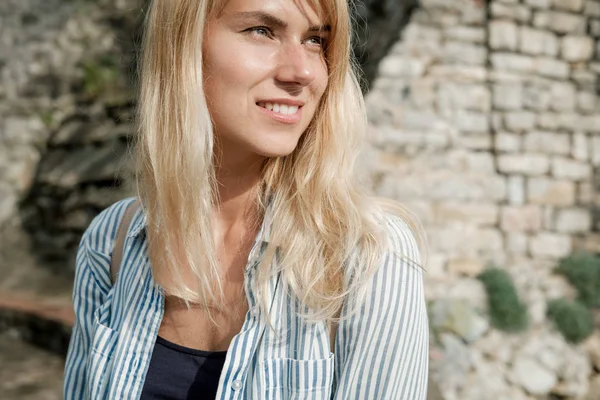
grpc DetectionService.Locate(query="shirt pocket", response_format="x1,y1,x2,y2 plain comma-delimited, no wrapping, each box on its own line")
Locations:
86,302,119,399
262,353,335,400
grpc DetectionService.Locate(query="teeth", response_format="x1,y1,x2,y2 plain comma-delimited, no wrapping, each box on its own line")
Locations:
258,102,300,115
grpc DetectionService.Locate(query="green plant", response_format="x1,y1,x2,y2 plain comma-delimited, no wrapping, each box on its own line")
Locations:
547,298,594,344
39,111,54,128
81,54,120,97
477,268,529,333
555,251,600,308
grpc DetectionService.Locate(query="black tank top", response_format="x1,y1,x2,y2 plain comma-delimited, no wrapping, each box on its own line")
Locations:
140,336,228,399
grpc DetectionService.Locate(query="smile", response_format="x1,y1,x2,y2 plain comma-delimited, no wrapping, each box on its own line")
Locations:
256,102,303,124
257,102,300,115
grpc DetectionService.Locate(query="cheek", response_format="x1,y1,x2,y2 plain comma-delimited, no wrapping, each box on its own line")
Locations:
314,59,329,98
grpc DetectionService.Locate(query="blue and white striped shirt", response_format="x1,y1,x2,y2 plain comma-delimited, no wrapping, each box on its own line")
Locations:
63,197,428,399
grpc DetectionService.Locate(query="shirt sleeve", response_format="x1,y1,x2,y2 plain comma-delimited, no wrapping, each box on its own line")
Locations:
331,215,429,399
62,200,129,399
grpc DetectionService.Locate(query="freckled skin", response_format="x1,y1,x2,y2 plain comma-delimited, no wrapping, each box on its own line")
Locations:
202,0,329,163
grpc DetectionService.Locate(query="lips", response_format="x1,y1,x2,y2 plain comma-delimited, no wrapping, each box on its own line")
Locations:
257,102,300,115
256,102,303,124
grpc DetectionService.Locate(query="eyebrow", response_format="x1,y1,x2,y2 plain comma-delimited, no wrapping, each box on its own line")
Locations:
230,11,331,33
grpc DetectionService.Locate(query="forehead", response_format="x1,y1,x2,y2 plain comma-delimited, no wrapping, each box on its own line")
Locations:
216,0,328,26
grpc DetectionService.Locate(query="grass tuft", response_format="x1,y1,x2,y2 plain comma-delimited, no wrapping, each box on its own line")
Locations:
478,267,529,333
547,298,594,344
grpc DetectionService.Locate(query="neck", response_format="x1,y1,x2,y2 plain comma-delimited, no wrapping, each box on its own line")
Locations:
213,147,265,227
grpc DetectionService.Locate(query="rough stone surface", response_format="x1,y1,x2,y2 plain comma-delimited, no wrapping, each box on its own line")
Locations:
561,35,595,61
509,354,557,395
529,232,573,258
0,331,64,400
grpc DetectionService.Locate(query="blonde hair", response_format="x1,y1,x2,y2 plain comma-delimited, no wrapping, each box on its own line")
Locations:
135,0,426,326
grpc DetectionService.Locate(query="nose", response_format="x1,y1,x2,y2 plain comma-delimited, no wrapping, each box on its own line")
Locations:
275,43,316,87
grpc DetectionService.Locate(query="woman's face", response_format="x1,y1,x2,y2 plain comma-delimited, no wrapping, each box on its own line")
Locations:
203,0,330,161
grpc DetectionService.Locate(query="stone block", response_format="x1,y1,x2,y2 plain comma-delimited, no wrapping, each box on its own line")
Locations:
592,137,600,165
455,111,490,133
445,26,486,44
496,132,522,152
572,68,597,88
435,202,499,226
466,152,497,173
572,132,589,160
591,20,600,36
457,134,494,150
538,113,559,130
533,10,551,28
378,55,425,78
545,11,587,34
525,0,551,8
534,57,570,79
500,205,543,232
577,91,597,113
581,234,600,254
549,81,576,111
555,208,591,233
527,177,576,206
491,53,535,73
578,182,593,203
520,27,559,56
447,258,486,277
552,0,584,12
523,131,570,155
491,2,533,22
585,1,600,17
506,232,529,254
498,154,550,175
443,41,487,65
581,115,600,133
556,113,580,130
461,5,486,25
490,20,519,51
428,65,487,83
523,84,552,111
551,157,592,180
438,84,491,113
401,24,442,43
507,175,526,205
504,111,537,131
427,226,490,255
542,205,555,230
529,232,573,258
561,36,595,62
493,84,523,110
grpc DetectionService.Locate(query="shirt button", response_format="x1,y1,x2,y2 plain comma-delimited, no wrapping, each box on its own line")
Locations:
232,380,242,391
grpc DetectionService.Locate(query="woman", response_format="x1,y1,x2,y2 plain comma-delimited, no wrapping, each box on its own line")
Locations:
63,0,429,398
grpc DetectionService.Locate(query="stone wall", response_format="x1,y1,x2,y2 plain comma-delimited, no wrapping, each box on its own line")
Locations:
365,0,600,398
0,0,142,288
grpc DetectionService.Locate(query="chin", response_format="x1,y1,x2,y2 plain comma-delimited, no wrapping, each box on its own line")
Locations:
251,136,302,158
254,144,298,158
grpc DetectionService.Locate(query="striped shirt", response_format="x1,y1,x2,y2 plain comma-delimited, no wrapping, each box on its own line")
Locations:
63,197,429,399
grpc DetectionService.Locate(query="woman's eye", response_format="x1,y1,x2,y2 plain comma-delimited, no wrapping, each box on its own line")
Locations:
246,26,272,38
307,36,326,47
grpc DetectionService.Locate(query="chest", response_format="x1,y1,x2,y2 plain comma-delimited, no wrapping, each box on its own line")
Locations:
91,256,336,400
158,292,249,352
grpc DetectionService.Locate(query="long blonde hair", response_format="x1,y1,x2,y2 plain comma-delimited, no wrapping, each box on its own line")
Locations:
135,0,426,326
